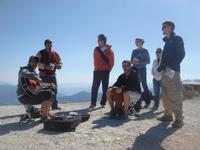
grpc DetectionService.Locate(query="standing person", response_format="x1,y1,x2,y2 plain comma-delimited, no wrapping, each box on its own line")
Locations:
36,39,63,110
151,48,163,110
157,21,185,128
131,38,151,108
90,34,114,109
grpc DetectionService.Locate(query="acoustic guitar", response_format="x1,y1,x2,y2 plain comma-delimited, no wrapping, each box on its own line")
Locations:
20,77,56,97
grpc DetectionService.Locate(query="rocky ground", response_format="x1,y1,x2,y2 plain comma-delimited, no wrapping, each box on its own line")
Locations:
0,98,200,150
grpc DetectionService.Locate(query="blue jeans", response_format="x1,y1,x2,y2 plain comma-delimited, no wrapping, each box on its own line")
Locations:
138,67,150,105
153,78,161,107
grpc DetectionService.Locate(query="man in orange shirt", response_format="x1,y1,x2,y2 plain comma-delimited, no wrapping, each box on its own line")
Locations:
90,34,114,109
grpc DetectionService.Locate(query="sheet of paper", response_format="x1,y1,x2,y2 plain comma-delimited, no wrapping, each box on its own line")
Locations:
165,68,175,79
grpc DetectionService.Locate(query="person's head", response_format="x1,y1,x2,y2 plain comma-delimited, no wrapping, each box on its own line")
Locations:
28,56,39,69
135,38,144,48
156,48,162,60
162,21,175,36
122,60,131,74
44,39,52,51
98,34,107,47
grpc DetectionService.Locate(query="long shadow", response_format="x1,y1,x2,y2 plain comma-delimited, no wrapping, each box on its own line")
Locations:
129,122,178,150
92,116,129,129
132,110,163,121
0,114,22,120
0,120,41,136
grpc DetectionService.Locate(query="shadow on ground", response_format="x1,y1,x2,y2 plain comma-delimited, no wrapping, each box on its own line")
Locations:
0,120,40,136
128,122,178,150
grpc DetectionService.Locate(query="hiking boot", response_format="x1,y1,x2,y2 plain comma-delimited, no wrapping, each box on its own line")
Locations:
157,115,173,122
109,109,116,119
143,104,150,109
101,104,105,108
120,112,128,119
152,106,158,111
89,105,96,109
172,120,184,128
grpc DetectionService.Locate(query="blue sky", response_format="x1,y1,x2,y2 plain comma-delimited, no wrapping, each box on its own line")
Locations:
0,0,200,86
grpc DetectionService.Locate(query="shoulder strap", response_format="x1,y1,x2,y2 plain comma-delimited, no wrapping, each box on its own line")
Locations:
96,47,109,64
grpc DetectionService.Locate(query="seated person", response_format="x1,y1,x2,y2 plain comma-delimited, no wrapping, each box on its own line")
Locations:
17,56,55,121
106,60,141,119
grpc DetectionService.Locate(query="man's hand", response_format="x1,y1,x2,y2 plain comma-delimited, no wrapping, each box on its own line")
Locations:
50,83,56,89
132,58,140,65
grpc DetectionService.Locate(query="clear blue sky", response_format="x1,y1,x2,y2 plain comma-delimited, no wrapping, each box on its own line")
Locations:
0,0,199,86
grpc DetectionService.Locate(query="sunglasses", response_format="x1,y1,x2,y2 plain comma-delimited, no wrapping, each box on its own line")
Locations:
122,65,130,68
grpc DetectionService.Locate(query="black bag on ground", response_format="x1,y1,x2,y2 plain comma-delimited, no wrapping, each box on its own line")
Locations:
43,113,90,132
43,115,82,132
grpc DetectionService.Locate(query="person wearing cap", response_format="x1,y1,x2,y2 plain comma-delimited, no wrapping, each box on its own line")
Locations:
36,39,63,110
17,56,55,120
131,38,151,108
151,48,163,110
157,21,185,128
89,34,114,109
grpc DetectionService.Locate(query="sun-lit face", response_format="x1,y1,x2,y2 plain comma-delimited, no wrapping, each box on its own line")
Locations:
156,51,162,59
122,63,131,74
135,40,143,48
98,39,106,48
45,42,52,51
29,59,38,69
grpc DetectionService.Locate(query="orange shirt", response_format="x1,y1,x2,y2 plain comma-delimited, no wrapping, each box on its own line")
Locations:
93,45,114,71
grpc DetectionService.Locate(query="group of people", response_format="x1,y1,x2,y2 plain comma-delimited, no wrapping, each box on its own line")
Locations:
89,21,185,128
17,20,185,128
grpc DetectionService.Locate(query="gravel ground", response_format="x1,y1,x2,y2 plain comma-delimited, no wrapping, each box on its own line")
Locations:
0,98,200,150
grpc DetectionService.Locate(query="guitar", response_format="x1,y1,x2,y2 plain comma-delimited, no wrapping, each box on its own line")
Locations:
20,77,56,97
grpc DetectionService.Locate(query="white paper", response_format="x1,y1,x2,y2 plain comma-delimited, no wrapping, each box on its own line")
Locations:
165,68,175,79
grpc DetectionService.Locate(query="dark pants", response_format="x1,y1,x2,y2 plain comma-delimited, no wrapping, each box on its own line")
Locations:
40,75,58,109
91,70,110,106
18,90,55,105
138,68,150,105
153,78,161,107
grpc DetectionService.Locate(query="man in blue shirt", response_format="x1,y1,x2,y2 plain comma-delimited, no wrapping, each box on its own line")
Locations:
131,38,151,108
157,21,185,128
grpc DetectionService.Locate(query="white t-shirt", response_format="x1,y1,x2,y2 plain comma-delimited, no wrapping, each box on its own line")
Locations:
151,59,163,81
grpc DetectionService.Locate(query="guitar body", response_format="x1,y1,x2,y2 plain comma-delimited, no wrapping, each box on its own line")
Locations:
20,78,41,97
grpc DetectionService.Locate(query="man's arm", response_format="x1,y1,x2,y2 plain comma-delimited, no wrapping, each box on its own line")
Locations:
20,68,41,81
175,37,185,64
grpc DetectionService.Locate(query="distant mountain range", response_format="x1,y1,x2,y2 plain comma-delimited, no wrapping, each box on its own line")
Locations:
0,83,99,105
0,79,199,105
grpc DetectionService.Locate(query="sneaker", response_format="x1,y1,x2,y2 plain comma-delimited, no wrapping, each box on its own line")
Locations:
89,105,96,109
157,115,173,122
172,120,184,128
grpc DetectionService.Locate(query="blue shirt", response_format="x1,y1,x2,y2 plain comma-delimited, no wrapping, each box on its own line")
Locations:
131,48,150,69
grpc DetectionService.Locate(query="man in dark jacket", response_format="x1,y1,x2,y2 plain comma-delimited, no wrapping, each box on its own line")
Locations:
157,21,185,128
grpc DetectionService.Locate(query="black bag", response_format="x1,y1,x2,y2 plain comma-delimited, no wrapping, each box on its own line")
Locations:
43,115,81,132
43,113,90,132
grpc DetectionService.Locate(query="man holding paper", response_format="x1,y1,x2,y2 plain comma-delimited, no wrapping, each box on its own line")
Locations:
157,21,185,128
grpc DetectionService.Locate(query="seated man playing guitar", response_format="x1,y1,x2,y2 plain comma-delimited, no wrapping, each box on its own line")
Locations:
106,60,141,119
17,56,56,120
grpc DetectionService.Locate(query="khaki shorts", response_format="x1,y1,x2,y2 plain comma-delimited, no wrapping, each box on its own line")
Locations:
127,91,141,104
